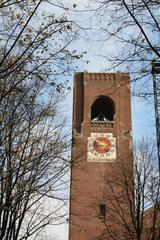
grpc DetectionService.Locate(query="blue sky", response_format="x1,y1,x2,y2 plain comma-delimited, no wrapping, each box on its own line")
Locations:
66,0,156,142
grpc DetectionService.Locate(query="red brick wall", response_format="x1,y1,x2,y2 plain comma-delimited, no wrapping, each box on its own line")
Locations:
69,72,133,240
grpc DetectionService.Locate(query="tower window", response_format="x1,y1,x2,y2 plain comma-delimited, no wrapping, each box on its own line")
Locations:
91,96,115,121
99,204,106,219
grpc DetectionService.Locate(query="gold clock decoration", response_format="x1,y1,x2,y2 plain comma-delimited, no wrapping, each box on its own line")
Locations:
87,133,116,162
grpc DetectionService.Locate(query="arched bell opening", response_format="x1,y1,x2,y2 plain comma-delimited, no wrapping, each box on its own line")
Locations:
91,96,115,122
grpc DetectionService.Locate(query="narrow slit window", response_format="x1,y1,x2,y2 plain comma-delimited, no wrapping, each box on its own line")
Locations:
99,204,106,219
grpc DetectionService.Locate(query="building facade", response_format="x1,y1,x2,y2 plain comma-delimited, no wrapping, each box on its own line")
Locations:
69,72,133,240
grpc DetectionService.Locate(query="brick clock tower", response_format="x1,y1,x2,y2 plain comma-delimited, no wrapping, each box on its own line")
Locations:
69,72,133,240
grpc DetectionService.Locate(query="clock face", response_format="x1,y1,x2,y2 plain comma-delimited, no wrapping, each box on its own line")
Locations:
87,133,116,162
93,137,112,153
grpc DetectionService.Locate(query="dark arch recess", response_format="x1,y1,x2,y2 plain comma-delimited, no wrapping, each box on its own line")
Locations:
91,96,115,121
